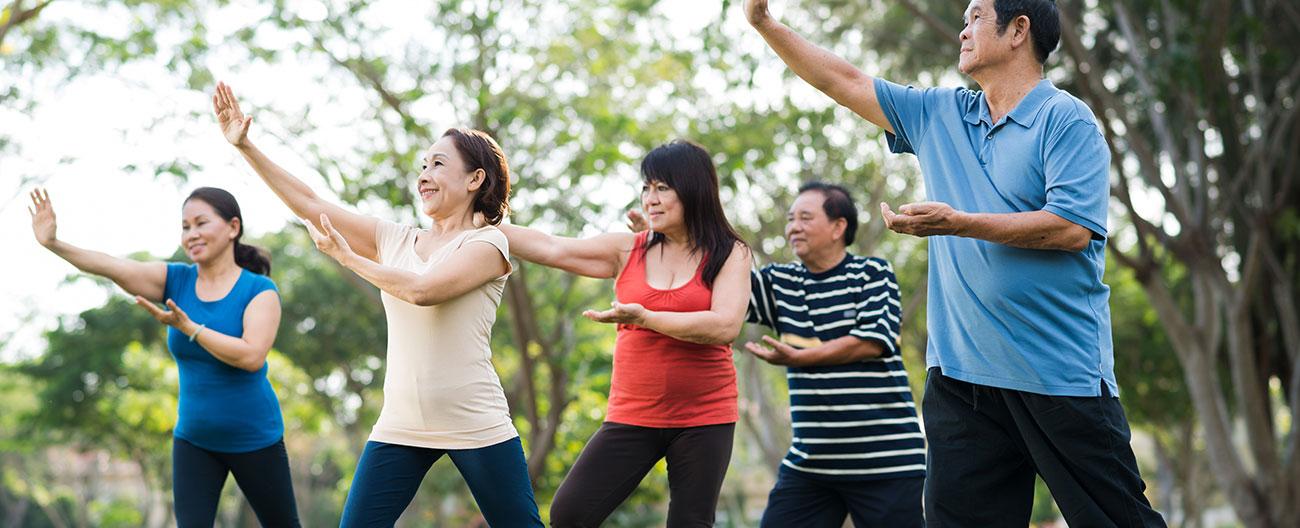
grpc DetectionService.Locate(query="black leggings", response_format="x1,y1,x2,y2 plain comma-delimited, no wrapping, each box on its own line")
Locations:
550,421,735,528
173,437,301,527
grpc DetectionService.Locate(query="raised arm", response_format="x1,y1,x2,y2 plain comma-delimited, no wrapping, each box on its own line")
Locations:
212,82,380,261
498,223,636,279
587,243,754,345
29,189,167,301
744,0,893,133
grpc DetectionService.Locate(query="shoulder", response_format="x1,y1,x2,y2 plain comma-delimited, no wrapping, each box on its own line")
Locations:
245,270,279,293
847,256,889,271
467,225,507,245
165,262,196,281
1040,90,1102,132
376,218,416,239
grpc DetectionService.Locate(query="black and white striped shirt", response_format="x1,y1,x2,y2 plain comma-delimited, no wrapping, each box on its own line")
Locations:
748,254,926,481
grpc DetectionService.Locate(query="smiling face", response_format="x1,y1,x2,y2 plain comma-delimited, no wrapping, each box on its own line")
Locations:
958,0,1016,77
641,179,685,234
417,136,484,219
181,198,239,265
785,191,846,261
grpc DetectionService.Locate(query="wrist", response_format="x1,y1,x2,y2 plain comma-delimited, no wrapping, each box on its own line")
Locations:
952,211,977,237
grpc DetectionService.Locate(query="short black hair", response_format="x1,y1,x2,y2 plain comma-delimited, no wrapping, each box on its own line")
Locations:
797,181,858,246
993,0,1060,64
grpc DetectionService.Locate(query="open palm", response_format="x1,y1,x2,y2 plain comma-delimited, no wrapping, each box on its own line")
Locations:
212,81,252,146
28,188,57,247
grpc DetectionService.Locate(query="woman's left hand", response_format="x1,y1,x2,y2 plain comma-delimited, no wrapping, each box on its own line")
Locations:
304,213,356,265
583,301,647,326
135,296,199,334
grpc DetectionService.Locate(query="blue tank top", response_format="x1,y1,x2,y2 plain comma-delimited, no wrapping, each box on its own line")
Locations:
164,263,284,453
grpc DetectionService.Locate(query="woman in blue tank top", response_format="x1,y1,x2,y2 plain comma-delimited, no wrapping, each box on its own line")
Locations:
28,186,300,527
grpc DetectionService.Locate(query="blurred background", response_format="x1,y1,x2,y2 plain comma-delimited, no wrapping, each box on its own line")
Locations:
1,0,1296,526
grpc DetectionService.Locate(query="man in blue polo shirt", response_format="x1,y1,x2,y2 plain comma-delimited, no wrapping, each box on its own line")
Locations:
745,0,1166,526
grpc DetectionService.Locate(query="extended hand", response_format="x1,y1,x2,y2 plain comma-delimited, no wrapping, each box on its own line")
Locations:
303,213,356,264
28,188,57,247
135,297,196,333
744,335,800,366
880,201,965,238
583,301,647,326
212,81,253,146
626,209,650,232
744,0,771,26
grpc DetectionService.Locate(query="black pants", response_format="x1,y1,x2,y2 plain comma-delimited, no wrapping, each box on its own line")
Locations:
173,437,301,527
758,471,923,528
550,421,735,527
923,368,1166,527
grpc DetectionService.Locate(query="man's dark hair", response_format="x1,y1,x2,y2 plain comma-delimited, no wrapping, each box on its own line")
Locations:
797,181,858,246
994,0,1061,64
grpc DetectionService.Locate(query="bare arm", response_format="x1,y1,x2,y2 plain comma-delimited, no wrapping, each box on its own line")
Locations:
29,189,167,301
589,243,753,345
137,292,280,372
213,82,380,261
881,202,1094,252
306,214,509,306
958,210,1094,252
745,0,893,132
745,335,884,367
498,223,635,279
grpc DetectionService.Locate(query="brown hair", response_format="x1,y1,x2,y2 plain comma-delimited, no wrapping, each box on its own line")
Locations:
441,128,510,225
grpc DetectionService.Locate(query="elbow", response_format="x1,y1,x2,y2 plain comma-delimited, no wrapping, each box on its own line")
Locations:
1061,230,1093,253
704,322,744,345
409,291,441,307
238,356,267,372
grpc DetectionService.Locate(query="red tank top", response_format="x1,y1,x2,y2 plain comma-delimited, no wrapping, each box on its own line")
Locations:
605,231,738,428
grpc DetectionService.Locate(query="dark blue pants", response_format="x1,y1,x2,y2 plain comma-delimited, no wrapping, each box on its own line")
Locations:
923,368,1166,527
172,437,300,528
758,470,923,528
339,436,542,527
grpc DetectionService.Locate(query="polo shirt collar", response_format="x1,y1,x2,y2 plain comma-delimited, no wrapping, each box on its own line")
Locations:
963,78,1057,128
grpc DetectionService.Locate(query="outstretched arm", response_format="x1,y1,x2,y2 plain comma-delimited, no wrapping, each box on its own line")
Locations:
498,223,636,279
29,189,167,301
213,81,380,261
745,0,893,132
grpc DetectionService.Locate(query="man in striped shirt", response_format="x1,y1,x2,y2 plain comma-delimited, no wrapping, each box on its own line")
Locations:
744,181,924,527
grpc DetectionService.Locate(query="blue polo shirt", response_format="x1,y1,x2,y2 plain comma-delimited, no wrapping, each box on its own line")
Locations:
874,77,1116,397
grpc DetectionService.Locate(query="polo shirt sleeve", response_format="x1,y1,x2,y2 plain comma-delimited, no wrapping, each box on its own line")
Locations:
1042,120,1110,240
849,259,901,358
746,266,777,329
873,77,939,155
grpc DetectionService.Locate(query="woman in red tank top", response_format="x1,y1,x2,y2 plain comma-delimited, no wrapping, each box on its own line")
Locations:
501,139,752,527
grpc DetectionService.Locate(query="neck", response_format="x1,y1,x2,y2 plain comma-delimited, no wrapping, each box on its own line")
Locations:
975,62,1042,123
655,225,690,248
428,205,477,235
802,246,847,274
197,249,241,281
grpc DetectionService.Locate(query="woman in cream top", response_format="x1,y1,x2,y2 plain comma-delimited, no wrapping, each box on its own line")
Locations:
213,81,542,527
